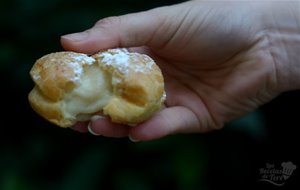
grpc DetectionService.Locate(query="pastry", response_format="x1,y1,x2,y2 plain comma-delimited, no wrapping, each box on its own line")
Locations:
28,48,166,127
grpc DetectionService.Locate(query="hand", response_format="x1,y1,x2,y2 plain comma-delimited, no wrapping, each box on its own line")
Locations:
61,0,300,141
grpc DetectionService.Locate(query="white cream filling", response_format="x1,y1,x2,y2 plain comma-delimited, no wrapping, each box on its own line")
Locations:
62,64,112,121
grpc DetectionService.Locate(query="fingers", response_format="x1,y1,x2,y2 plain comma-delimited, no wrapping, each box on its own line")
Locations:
72,121,89,133
70,107,203,141
60,10,164,54
70,116,129,138
85,116,129,138
128,107,201,141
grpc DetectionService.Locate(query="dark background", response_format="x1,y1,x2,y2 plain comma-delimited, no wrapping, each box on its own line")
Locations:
0,0,299,189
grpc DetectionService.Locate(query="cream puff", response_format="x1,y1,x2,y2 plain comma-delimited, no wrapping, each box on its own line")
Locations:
28,48,166,127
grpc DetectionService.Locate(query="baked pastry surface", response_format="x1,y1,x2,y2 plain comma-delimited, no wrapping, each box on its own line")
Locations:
28,49,165,127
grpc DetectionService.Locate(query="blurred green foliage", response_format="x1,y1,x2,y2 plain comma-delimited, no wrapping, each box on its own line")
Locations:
1,0,299,190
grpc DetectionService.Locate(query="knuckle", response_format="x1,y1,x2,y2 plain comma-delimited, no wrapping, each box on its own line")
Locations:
94,16,121,29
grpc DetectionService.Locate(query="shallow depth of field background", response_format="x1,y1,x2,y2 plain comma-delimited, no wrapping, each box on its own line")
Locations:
0,0,299,189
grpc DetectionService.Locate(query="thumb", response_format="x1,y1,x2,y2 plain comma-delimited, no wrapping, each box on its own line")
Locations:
60,10,164,54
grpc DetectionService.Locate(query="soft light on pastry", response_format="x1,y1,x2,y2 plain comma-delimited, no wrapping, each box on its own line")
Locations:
28,48,166,128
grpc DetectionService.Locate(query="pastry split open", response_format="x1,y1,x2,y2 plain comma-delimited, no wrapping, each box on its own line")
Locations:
28,49,166,127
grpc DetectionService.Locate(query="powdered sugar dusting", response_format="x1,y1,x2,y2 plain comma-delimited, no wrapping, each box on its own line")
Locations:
73,54,95,65
68,62,83,82
134,53,154,72
100,49,130,74
31,71,40,81
99,49,154,74
68,54,95,82
161,92,167,103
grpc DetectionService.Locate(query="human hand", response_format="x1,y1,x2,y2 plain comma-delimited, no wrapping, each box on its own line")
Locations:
61,0,300,141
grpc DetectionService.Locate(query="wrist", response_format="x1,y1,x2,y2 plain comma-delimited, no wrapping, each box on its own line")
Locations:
275,28,300,92
259,1,300,92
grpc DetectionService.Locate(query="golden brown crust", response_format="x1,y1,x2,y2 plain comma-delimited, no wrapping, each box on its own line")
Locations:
29,52,93,101
28,86,74,127
93,49,165,124
28,49,166,128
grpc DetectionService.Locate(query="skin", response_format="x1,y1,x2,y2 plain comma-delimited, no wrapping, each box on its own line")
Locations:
61,0,300,141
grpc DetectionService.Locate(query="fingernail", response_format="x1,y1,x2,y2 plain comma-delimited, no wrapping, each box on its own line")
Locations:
91,115,105,122
128,135,140,142
61,31,89,41
87,115,105,136
88,124,100,136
